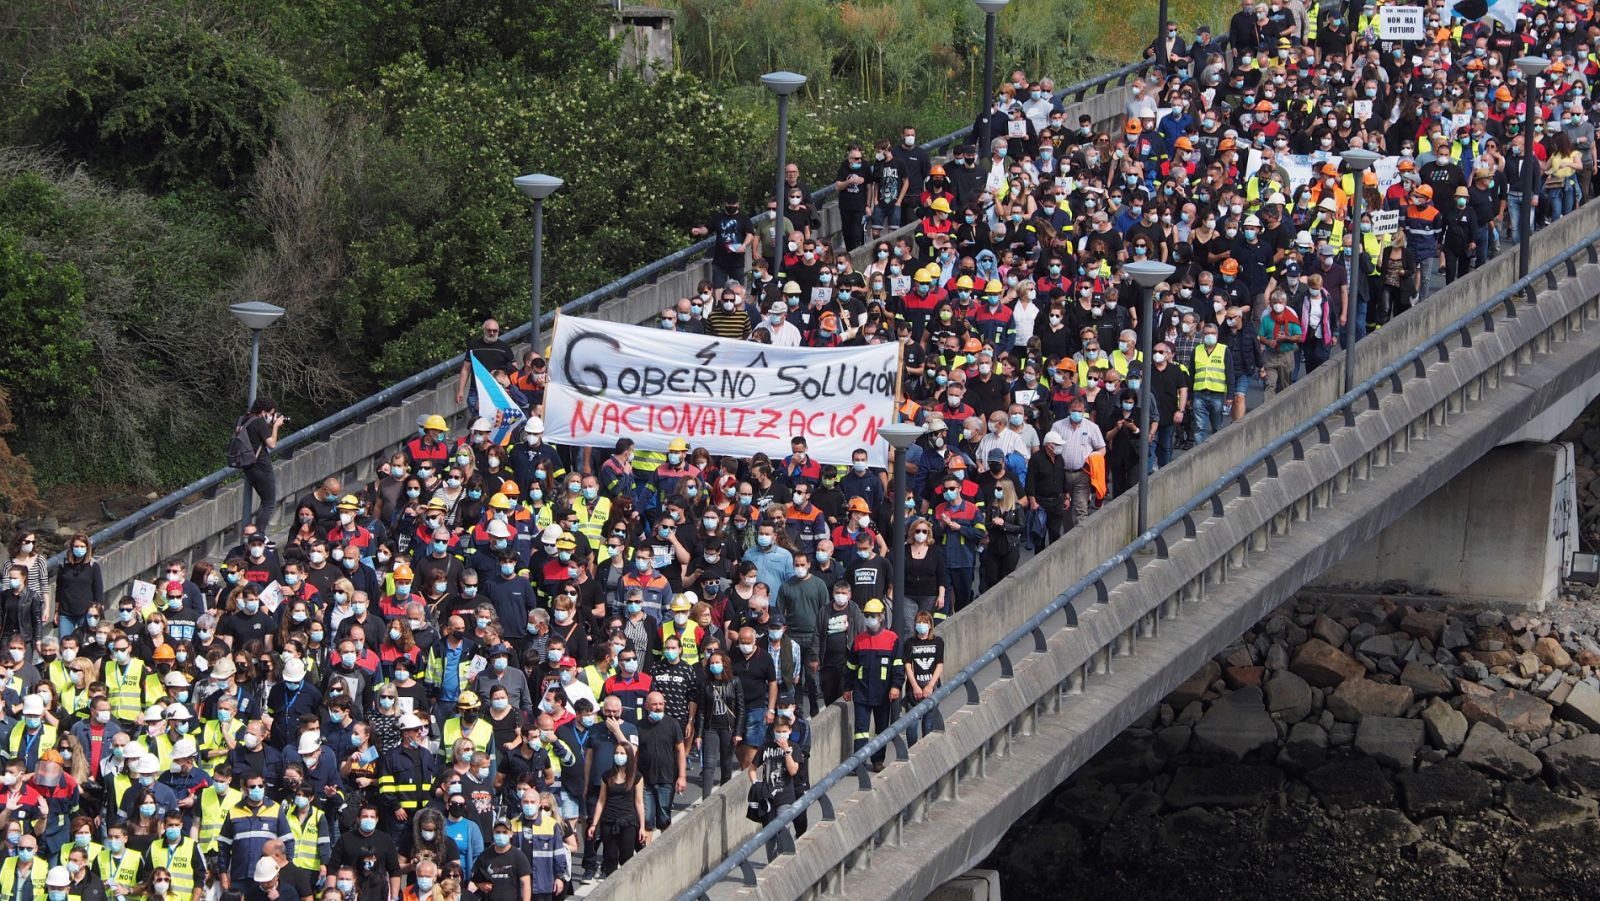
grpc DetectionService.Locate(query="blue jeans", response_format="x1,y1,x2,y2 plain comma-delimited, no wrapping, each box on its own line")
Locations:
643,783,676,830
1192,393,1227,443
1474,225,1493,267
1507,193,1528,245
57,613,85,640
1545,185,1569,222
903,695,945,746
1154,422,1175,468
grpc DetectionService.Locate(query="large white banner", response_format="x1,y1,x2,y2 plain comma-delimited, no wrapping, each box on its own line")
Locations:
543,316,902,467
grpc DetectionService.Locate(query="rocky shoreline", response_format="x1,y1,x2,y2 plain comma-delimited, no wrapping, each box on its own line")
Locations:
984,593,1600,900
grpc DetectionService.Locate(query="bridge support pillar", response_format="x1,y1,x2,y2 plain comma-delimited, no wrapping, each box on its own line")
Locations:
1313,442,1578,610
927,869,1002,901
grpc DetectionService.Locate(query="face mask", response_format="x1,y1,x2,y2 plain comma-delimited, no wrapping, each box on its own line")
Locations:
248,787,266,803
613,752,629,767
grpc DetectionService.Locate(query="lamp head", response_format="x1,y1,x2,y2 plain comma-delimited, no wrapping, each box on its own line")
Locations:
514,174,563,200
1341,148,1381,171
1124,261,1177,289
230,301,286,332
879,422,925,451
1514,56,1551,76
760,71,807,96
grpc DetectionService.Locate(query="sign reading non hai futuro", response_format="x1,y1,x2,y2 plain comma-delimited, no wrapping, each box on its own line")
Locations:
543,316,901,466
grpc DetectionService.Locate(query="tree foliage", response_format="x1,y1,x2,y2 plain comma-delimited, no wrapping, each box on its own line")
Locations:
13,22,295,192
0,223,92,414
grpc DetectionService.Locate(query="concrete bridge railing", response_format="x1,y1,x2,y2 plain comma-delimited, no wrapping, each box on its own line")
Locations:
46,67,1146,603
652,173,1600,900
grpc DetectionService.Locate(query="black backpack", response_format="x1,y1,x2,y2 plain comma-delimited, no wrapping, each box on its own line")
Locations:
226,416,260,469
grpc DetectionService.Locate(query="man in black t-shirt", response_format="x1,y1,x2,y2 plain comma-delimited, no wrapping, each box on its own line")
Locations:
240,398,284,535
455,319,516,411
691,192,754,289
834,143,877,251
472,821,533,901
636,692,685,831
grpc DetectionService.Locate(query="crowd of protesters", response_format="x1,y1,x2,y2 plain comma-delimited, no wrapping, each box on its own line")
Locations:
4,1,1598,896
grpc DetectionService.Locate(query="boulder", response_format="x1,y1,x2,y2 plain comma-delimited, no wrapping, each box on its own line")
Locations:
1537,733,1600,796
1341,808,1423,846
1357,634,1403,659
1223,665,1265,688
1304,757,1395,808
1326,679,1414,722
1165,660,1220,708
1421,697,1469,752
1355,715,1425,769
1399,661,1453,699
1291,639,1366,688
1277,722,1328,772
1558,679,1600,732
1163,764,1285,809
1397,760,1494,818
1502,780,1599,830
1457,721,1543,780
1459,687,1554,734
1400,609,1448,643
1191,685,1278,762
1264,671,1314,724
1311,614,1349,648
1534,636,1573,669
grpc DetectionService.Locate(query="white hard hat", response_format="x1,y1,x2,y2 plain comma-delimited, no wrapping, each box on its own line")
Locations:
46,868,70,889
487,519,512,539
253,858,281,884
540,524,563,544
171,738,198,759
281,657,307,683
471,417,493,432
524,415,545,434
399,713,427,731
165,704,192,721
133,754,161,775
297,732,322,756
21,695,44,717
144,705,165,722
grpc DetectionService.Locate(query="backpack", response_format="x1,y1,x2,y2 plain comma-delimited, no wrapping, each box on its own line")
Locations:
226,416,260,470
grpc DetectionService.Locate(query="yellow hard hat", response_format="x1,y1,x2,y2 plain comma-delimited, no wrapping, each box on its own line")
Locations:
336,494,362,511
667,438,690,453
955,275,974,290
488,493,513,510
914,268,935,284
456,691,481,710
929,197,952,214
984,279,1004,295
423,414,447,432
863,598,886,614
670,594,693,612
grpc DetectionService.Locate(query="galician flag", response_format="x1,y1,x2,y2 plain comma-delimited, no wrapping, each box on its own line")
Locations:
473,356,526,445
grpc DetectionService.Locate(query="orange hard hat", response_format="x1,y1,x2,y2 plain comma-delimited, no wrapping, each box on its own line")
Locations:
1495,86,1512,102
1124,119,1142,136
1175,136,1194,151
930,164,947,178
963,337,984,353
1319,162,1339,177
1413,184,1434,199
1362,171,1377,186
1218,137,1237,151
1219,258,1241,275
393,563,415,582
154,645,176,661
1397,159,1416,171
498,480,521,497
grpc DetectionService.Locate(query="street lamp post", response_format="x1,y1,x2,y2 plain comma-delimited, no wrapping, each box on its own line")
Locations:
1125,261,1175,536
762,72,807,291
1340,148,1381,394
880,422,926,639
230,301,285,540
976,1,1010,143
514,174,563,355
1157,0,1170,67
1515,56,1551,281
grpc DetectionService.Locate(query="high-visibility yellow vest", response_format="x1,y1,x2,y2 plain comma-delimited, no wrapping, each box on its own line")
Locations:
1192,343,1229,394
572,497,611,561
58,840,102,866
0,858,48,901
144,837,201,898
6,722,57,762
60,683,90,720
441,717,493,757
197,719,241,773
98,849,144,893
105,659,153,724
284,807,325,873
197,786,241,854
45,660,71,697
137,733,175,773
659,622,702,665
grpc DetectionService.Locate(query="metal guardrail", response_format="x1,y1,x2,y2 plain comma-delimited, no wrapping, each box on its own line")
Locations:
678,225,1600,899
41,52,1176,581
